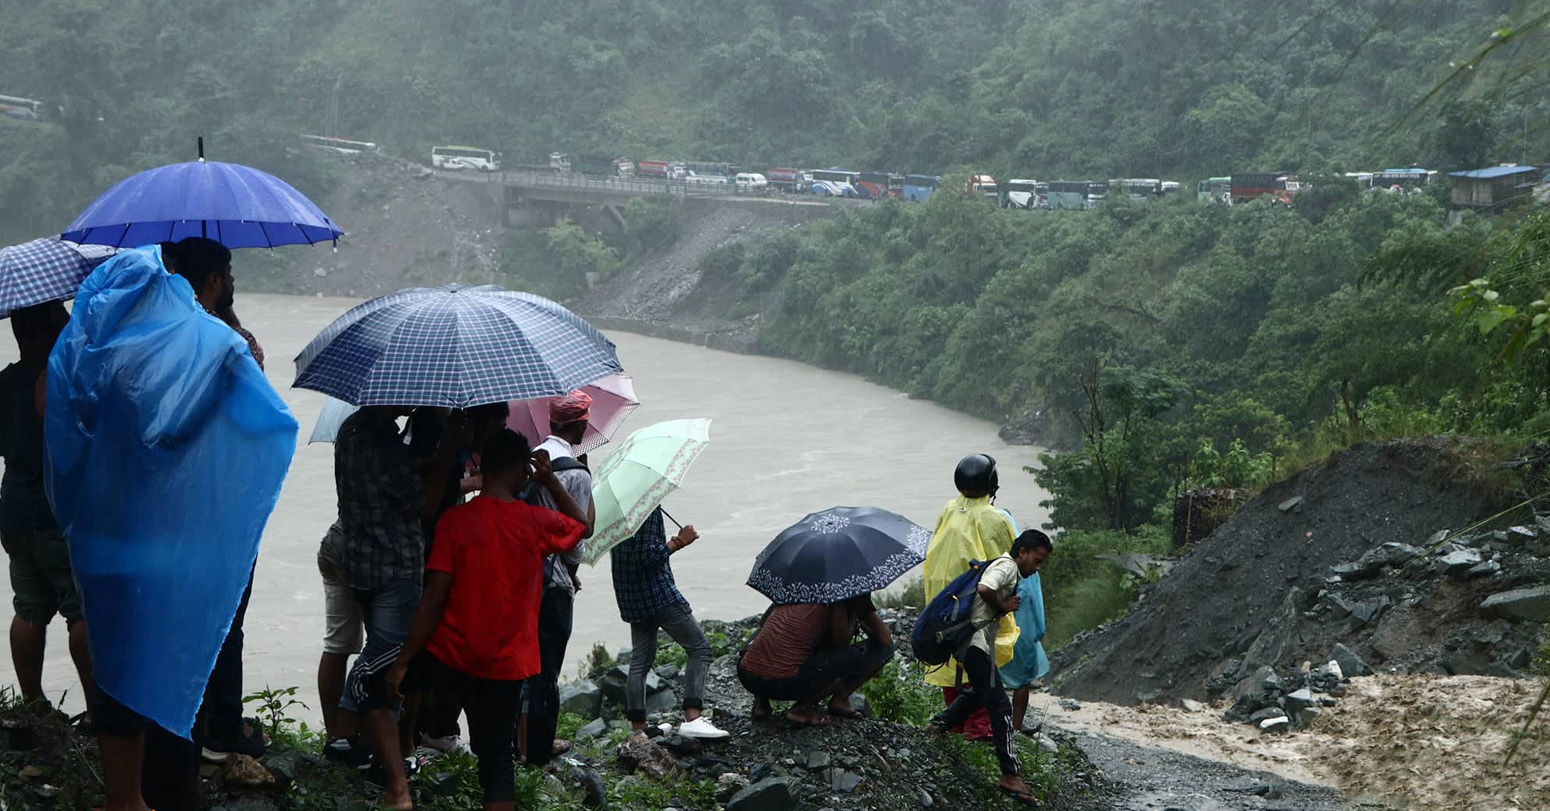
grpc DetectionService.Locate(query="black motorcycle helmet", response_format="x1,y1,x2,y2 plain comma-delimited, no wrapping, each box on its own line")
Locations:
953,453,998,496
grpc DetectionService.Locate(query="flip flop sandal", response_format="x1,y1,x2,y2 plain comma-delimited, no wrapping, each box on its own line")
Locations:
998,785,1041,806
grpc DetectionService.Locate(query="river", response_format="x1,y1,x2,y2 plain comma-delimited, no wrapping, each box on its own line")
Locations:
0,293,1050,720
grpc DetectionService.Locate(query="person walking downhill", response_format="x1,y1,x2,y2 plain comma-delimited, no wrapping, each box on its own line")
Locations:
518,392,595,766
921,454,1020,741
379,429,587,811
928,532,1051,806
610,506,728,740
1000,530,1053,733
0,302,93,715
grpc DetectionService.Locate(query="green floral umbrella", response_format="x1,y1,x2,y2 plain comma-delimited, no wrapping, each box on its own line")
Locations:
584,418,712,565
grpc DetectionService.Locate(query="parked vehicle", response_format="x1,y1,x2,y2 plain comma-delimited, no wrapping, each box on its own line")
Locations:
855,171,902,200
1110,178,1164,203
301,134,378,155
1229,173,1287,205
966,174,998,201
734,172,769,192
766,167,809,193
810,168,860,197
903,174,941,202
637,159,687,180
550,152,572,172
0,95,47,121
686,170,730,186
575,152,635,177
1047,180,1090,210
1003,179,1041,209
1198,176,1231,203
431,145,501,171
686,161,734,179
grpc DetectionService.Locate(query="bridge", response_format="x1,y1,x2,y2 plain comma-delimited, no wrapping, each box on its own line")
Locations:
433,167,866,227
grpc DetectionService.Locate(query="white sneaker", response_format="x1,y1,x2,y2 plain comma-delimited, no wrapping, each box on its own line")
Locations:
676,717,730,740
421,734,470,755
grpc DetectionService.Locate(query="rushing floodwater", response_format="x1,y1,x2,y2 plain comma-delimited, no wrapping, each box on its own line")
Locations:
0,293,1049,720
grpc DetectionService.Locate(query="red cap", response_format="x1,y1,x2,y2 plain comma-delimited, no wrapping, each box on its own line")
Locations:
549,391,592,424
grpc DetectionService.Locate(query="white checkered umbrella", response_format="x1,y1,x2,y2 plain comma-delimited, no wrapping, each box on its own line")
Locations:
0,238,117,318
293,284,623,408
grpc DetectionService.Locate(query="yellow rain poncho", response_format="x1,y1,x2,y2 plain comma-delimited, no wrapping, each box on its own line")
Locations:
921,495,1020,686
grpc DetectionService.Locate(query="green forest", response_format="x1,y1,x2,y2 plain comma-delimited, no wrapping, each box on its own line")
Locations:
2,0,1547,642
2,0,1548,242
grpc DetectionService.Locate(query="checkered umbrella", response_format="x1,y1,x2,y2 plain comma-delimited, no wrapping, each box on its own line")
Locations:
292,284,623,408
0,239,117,318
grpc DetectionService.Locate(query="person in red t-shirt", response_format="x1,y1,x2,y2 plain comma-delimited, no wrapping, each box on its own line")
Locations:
381,428,586,810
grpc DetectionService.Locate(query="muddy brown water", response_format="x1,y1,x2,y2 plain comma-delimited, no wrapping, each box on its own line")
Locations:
0,293,1049,721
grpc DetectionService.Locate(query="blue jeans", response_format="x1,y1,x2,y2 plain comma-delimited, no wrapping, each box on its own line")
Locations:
340,578,422,714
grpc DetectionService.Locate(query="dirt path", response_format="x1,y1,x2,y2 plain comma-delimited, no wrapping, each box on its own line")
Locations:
1033,674,1549,810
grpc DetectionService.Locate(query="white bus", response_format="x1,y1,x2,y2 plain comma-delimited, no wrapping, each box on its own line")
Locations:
431,145,501,172
301,134,378,155
0,95,47,121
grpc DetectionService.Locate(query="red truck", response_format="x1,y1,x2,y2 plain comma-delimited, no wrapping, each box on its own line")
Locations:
766,167,807,193
637,160,686,180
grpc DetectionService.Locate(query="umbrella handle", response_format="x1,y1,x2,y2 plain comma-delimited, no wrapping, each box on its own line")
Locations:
661,508,683,530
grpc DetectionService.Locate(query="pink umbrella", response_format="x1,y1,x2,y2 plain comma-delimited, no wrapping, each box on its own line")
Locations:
507,373,639,453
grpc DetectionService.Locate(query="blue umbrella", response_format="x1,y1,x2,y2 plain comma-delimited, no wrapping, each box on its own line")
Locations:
0,238,116,318
748,506,932,605
293,284,623,408
61,159,342,249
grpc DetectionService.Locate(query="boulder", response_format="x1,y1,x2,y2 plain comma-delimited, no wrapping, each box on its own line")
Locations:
806,750,832,770
1294,705,1322,727
616,731,678,779
1330,643,1373,677
1231,666,1285,710
645,686,679,715
1348,597,1391,628
574,765,609,808
1258,716,1291,733
1467,560,1503,578
655,664,681,681
829,768,863,794
560,680,603,718
1241,588,1303,672
223,754,275,787
1481,586,1550,621
1282,688,1315,714
726,777,799,811
1249,707,1288,723
716,773,751,804
577,718,609,740
1436,548,1483,579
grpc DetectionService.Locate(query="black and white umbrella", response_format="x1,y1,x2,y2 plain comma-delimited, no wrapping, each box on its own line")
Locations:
747,506,931,605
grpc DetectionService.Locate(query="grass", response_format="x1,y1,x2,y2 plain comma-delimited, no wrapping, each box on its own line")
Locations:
857,660,941,727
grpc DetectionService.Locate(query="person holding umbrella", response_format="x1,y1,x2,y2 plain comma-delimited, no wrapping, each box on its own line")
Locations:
740,506,924,725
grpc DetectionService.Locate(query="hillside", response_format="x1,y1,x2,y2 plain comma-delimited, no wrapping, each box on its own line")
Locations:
2,0,1546,243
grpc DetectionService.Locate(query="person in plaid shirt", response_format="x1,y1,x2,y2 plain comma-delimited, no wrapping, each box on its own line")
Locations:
609,507,728,739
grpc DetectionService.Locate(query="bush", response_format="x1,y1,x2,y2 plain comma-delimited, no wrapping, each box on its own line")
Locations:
1041,525,1171,648
856,660,941,726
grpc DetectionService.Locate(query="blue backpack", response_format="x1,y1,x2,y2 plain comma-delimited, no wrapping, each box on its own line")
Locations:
912,559,993,666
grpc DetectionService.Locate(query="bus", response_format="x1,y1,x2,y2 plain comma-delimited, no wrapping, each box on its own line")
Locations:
1111,178,1163,203
431,145,501,172
809,169,860,197
1047,180,1089,210
0,95,46,121
903,174,940,202
1003,179,1041,209
301,134,378,155
855,172,901,200
1197,177,1231,204
686,161,734,179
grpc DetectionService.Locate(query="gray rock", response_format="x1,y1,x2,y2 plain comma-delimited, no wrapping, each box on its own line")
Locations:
1178,698,1207,713
1467,560,1503,578
1348,597,1391,628
715,773,750,803
1249,707,1288,723
1294,706,1322,727
1283,688,1315,714
726,777,798,811
1508,525,1536,539
1232,666,1285,707
1058,698,1081,711
848,693,870,717
918,788,934,807
1331,643,1374,677
601,666,665,704
1481,586,1550,621
1436,548,1483,579
574,765,609,808
578,718,609,740
645,686,679,715
654,664,681,681
1258,716,1291,732
806,750,831,770
1242,588,1303,672
617,731,678,779
829,768,863,793
560,680,603,718
1035,734,1059,754
259,752,301,787
1278,496,1305,513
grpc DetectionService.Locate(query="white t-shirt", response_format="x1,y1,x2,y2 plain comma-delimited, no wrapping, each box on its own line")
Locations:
968,555,1021,655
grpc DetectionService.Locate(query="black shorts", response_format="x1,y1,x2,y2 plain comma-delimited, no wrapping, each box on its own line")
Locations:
91,690,153,738
738,639,895,702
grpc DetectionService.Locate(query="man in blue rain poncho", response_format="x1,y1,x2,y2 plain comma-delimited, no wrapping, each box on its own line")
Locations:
43,245,296,811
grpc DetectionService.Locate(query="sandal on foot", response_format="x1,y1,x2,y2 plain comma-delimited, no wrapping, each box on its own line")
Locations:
998,785,1040,806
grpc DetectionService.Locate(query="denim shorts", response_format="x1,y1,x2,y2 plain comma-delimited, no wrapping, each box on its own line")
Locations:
339,578,422,714
2,527,82,625
318,554,364,655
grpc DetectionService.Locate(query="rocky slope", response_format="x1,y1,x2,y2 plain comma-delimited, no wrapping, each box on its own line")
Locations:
1049,440,1547,706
